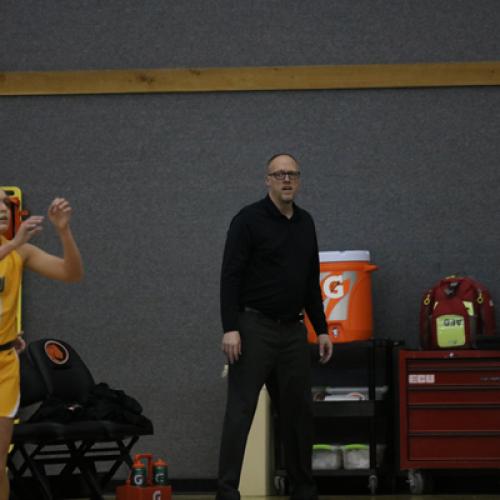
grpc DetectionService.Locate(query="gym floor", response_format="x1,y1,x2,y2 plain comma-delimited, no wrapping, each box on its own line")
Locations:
176,496,496,499
95,496,497,499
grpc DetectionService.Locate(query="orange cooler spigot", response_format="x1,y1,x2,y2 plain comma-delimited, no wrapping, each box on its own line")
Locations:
306,250,378,344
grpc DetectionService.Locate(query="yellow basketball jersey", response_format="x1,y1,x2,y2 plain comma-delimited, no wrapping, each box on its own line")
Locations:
0,236,23,344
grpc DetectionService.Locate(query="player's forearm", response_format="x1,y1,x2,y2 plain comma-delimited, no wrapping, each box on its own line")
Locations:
0,239,19,260
57,226,84,282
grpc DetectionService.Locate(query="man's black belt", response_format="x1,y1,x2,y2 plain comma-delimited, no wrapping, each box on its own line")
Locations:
0,340,15,352
243,306,304,324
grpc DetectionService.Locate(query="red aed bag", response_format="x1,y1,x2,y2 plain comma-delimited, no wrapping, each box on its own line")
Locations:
420,275,496,349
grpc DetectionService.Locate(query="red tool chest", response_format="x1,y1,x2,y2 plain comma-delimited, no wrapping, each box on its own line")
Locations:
398,349,500,492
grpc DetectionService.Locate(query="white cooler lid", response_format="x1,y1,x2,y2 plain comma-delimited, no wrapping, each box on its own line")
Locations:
319,250,371,262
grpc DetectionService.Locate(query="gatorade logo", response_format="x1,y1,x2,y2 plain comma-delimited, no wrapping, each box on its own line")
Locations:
323,275,345,299
133,475,145,486
44,340,70,365
320,273,353,322
153,492,162,500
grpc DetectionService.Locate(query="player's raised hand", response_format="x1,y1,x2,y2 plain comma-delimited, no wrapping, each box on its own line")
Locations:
13,215,44,245
48,197,72,230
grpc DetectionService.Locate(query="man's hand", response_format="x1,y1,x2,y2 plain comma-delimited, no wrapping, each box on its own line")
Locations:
14,333,26,354
222,331,242,364
48,198,72,231
12,216,44,247
318,334,333,364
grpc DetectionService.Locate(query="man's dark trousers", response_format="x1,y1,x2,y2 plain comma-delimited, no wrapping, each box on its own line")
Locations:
216,310,317,500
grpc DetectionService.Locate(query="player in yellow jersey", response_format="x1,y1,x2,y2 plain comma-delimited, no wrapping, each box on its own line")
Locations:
0,189,83,500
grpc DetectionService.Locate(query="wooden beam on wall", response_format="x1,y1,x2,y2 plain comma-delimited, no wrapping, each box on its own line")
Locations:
1,61,500,96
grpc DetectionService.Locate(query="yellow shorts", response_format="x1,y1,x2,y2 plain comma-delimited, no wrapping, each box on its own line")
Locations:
0,348,20,418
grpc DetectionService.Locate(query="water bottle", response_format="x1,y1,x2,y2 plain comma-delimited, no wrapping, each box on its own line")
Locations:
131,458,147,487
153,458,169,485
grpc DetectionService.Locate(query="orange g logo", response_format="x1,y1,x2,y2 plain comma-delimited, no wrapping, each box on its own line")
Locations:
44,340,69,365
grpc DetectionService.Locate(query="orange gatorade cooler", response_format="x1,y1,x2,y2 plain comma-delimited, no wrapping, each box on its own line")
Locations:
306,250,378,343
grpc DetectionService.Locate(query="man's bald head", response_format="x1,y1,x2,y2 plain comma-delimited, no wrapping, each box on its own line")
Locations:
266,153,300,173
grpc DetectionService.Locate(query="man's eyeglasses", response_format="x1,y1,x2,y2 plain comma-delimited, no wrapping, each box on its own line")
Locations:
267,170,301,181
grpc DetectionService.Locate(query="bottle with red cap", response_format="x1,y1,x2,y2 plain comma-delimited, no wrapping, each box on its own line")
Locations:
131,457,147,487
153,458,169,485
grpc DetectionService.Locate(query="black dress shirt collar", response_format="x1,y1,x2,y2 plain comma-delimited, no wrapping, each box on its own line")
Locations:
263,194,300,222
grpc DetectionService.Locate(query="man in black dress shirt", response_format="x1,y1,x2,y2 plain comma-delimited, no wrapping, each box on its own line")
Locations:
217,153,333,500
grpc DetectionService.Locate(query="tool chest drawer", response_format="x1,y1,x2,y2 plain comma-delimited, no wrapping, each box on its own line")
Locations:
408,435,500,461
407,359,500,386
408,406,500,432
408,388,500,405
